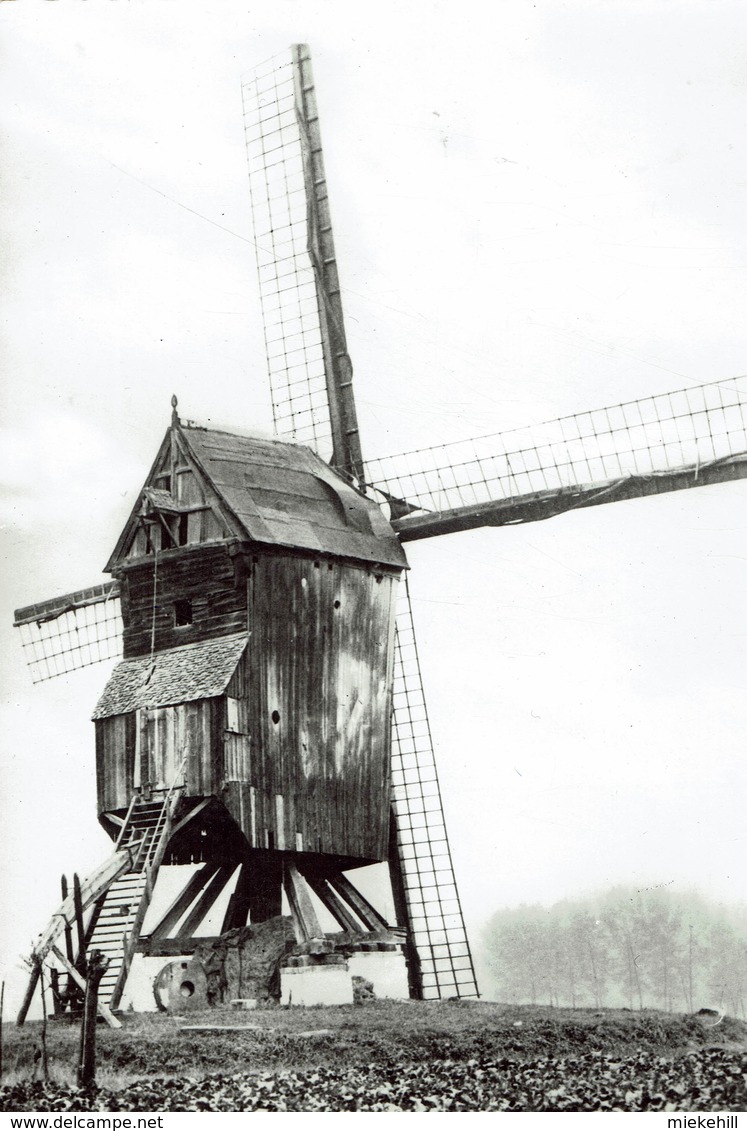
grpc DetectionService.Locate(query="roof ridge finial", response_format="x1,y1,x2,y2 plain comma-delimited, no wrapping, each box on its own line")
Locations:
171,394,179,426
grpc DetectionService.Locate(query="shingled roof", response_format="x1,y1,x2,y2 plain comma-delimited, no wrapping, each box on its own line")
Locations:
92,633,248,719
181,427,408,568
106,424,408,572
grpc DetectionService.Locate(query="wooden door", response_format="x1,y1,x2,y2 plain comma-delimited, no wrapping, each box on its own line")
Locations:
136,706,186,794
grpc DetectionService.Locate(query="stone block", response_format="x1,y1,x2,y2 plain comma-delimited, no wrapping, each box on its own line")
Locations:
280,963,354,1007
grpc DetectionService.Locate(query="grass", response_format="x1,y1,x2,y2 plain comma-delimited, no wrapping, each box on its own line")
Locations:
4,1000,746,1089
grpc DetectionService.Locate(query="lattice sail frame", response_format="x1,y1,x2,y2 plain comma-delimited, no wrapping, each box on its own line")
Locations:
14,583,123,684
241,46,364,481
242,48,330,454
368,376,747,520
390,576,479,999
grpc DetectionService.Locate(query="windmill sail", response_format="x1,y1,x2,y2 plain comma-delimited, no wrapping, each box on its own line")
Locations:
242,45,364,482
390,576,479,999
367,376,747,540
14,582,122,684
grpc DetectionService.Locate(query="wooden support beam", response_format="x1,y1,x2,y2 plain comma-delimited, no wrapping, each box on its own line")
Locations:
283,863,324,943
15,961,41,1027
327,874,389,932
83,893,107,950
304,875,360,933
177,866,234,938
168,798,212,841
114,794,138,849
146,863,221,941
50,948,121,1029
220,863,253,933
60,876,74,966
72,874,86,963
136,936,220,957
49,969,62,1015
33,847,138,967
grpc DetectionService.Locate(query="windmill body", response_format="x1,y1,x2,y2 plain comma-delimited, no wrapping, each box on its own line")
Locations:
96,418,405,872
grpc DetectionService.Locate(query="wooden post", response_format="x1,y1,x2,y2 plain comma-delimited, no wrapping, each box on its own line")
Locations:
39,967,49,1083
16,960,41,1027
61,874,75,1008
49,969,62,1015
61,876,74,964
78,951,108,1089
73,874,86,962
0,979,5,1081
50,946,121,1029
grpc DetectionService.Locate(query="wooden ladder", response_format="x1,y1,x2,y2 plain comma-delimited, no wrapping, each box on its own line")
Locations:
85,791,182,1010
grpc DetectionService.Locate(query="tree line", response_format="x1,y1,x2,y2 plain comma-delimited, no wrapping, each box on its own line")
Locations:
482,886,747,1017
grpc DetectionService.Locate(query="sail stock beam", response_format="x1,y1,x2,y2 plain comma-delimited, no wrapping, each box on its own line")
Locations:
242,45,364,483
392,453,747,541
14,582,123,683
368,376,747,541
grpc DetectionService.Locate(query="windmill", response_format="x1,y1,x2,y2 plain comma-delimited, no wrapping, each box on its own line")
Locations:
12,44,747,1025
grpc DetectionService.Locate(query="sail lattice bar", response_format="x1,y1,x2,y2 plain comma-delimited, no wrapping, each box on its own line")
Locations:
391,578,479,1000
367,376,747,540
14,582,123,684
241,46,364,480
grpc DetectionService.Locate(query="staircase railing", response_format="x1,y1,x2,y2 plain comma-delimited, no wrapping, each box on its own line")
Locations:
109,758,187,1009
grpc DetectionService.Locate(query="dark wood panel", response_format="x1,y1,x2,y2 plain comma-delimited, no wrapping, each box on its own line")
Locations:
121,544,247,658
95,714,135,812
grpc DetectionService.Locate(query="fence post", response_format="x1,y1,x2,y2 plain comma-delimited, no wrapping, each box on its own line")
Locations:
78,951,109,1089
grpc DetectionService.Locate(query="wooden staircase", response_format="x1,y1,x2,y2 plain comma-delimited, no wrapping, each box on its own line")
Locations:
86,798,170,1009
18,784,184,1027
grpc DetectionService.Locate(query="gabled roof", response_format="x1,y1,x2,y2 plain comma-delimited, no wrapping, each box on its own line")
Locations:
92,633,248,719
182,426,407,567
107,422,407,572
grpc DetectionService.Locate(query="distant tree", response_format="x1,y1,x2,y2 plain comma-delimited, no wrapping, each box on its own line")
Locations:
483,905,556,1005
597,890,645,1010
481,887,747,1017
569,905,611,1008
638,891,687,1012
706,915,747,1018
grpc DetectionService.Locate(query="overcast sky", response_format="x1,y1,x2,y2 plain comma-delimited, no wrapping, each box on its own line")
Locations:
2,1,747,1011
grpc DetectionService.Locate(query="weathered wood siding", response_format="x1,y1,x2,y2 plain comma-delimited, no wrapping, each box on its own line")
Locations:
221,555,399,863
100,542,400,864
96,700,220,811
119,544,246,658
95,713,136,814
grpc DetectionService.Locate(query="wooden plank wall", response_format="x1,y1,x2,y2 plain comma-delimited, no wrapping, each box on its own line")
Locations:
96,700,220,812
95,714,136,813
222,554,399,863
119,544,246,657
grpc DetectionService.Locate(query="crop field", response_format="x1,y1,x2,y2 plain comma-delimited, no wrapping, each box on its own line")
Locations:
1,1001,746,1112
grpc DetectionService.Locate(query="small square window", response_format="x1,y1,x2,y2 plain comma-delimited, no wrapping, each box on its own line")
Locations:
174,599,193,626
